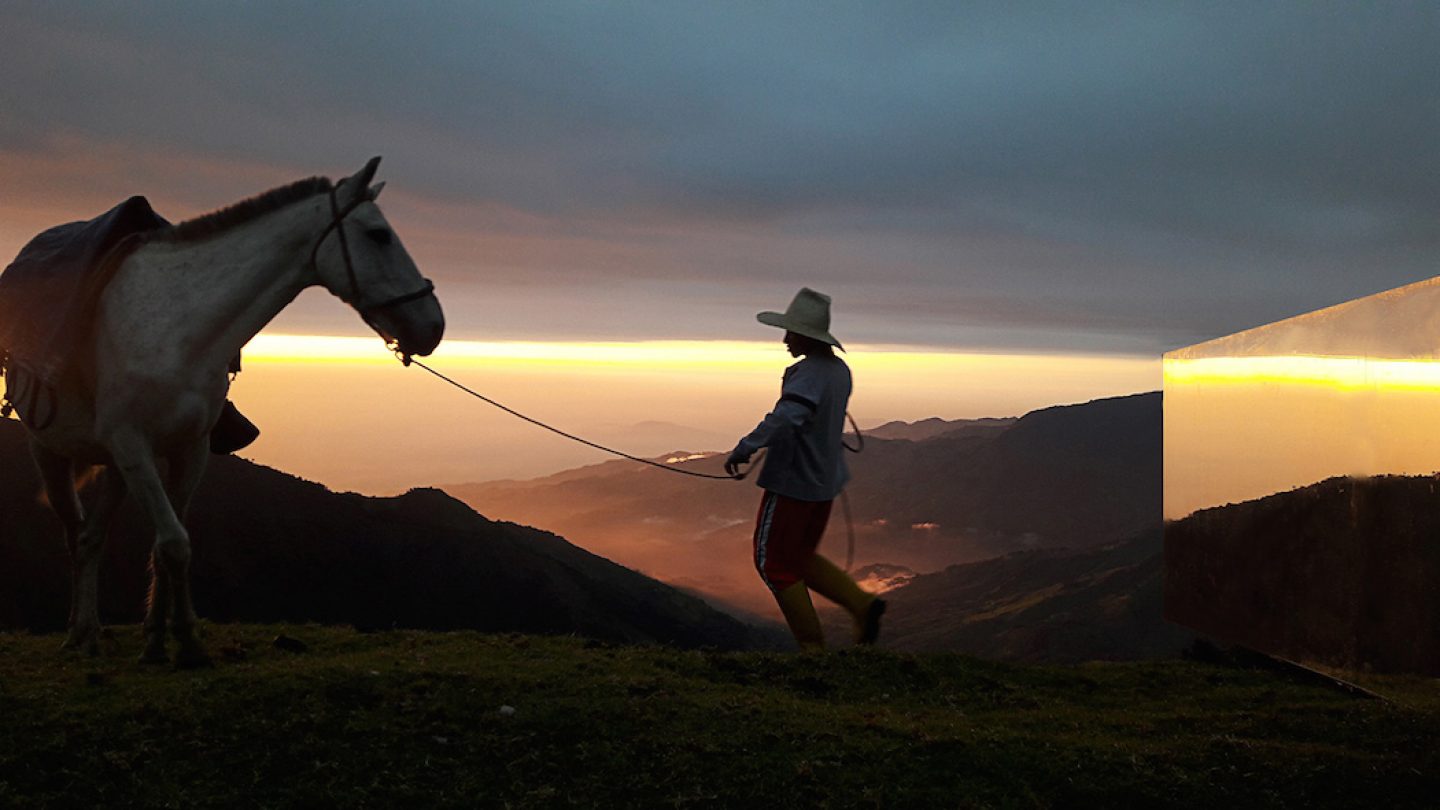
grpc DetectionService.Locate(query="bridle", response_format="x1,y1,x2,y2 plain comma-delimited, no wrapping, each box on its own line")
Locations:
308,184,435,327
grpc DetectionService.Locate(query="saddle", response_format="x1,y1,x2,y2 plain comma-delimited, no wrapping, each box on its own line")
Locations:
0,196,170,385
0,198,257,453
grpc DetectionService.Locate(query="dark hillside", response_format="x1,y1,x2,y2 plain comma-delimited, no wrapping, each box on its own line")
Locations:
837,529,1192,662
1167,474,1440,675
0,420,781,649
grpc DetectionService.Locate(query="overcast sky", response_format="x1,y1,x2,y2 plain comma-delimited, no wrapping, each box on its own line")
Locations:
2,2,1436,355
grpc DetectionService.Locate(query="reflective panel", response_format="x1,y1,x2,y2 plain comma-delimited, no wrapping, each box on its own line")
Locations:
1164,276,1440,674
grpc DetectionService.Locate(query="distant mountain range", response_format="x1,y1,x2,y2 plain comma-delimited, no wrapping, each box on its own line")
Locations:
446,392,1162,617
861,416,1016,442
0,420,782,649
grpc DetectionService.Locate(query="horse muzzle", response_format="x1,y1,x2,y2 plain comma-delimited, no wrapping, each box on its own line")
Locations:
366,290,445,358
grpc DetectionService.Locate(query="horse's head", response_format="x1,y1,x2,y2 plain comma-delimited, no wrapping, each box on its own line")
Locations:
312,157,445,358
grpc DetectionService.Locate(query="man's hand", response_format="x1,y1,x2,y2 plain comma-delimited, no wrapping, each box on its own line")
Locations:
724,447,753,478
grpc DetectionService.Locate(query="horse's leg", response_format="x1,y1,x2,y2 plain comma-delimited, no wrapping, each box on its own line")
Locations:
161,439,209,669
140,548,171,664
110,432,211,669
30,440,83,641
65,468,127,656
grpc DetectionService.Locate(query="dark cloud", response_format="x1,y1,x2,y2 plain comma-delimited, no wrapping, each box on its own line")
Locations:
2,2,1437,353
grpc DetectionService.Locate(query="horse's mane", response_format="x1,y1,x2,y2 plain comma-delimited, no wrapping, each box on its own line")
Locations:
150,176,334,244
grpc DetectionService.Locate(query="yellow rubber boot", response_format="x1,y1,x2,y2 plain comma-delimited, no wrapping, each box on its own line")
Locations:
802,554,874,617
803,554,884,645
773,582,825,651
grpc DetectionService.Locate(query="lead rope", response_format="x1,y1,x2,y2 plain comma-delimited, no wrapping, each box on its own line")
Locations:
403,353,861,569
407,356,757,480
841,412,864,572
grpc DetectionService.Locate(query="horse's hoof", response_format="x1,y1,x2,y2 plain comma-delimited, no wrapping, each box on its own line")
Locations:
61,629,102,657
138,648,169,666
174,647,213,670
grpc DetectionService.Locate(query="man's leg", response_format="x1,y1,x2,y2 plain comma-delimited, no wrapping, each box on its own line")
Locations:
773,582,824,651
803,554,874,616
753,491,825,650
801,505,885,645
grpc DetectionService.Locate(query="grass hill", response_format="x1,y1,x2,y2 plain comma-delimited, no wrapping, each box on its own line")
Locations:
1,624,1436,808
0,420,781,650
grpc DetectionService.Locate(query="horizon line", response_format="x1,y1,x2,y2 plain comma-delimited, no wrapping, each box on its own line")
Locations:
243,332,1165,366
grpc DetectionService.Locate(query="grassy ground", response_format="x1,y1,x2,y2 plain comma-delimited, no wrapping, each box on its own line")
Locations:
1,624,1436,808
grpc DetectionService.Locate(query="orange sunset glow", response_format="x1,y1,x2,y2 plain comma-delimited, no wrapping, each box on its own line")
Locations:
1,331,1157,493
216,334,1160,493
1,334,1157,493
1164,353,1440,520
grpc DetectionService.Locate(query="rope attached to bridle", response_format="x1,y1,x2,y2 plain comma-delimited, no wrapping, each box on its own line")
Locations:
406,357,757,480
401,352,868,570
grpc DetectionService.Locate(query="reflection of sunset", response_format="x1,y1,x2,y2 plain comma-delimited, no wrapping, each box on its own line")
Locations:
1164,355,1440,392
1164,274,1440,520
1164,354,1440,520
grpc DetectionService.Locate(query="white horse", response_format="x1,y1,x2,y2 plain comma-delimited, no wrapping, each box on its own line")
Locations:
7,157,443,667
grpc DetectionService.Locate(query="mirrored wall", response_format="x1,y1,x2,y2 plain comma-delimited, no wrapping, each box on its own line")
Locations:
1164,276,1440,674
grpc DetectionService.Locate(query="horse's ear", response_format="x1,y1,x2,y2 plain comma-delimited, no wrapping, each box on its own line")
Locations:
340,156,383,204
368,181,386,201
357,156,382,187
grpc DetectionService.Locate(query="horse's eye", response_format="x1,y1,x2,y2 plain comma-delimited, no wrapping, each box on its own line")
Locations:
366,228,393,246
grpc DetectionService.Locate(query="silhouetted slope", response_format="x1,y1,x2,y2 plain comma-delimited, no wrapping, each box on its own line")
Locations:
0,420,782,649
1167,474,1440,674
854,529,1191,662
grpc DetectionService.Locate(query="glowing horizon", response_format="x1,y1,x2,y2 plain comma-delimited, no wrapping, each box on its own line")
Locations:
244,331,1159,377
1164,354,1440,392
0,332,1159,494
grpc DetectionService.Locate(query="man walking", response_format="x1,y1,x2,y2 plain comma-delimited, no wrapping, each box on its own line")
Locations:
725,288,885,650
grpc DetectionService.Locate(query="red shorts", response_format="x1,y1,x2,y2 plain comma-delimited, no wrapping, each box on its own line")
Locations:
752,491,833,592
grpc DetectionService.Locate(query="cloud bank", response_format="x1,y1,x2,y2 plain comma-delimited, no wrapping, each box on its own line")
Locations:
2,2,1436,353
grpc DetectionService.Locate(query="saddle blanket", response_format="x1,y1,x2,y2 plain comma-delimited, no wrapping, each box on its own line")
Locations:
0,196,170,385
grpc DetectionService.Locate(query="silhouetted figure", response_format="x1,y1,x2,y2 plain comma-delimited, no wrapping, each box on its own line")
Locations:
725,288,884,649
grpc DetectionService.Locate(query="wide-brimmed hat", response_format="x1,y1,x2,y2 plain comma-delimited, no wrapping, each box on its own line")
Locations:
757,287,843,350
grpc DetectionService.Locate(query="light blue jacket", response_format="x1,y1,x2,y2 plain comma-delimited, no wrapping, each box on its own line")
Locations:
733,353,852,502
